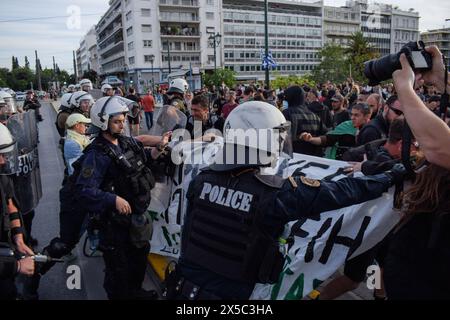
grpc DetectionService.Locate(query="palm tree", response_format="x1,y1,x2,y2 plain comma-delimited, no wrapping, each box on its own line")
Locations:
345,31,379,82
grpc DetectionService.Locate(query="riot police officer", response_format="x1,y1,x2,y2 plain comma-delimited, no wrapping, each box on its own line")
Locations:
79,78,93,92
65,96,169,299
167,78,188,114
169,101,406,300
0,123,35,299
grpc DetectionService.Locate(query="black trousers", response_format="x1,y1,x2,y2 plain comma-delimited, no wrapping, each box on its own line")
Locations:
100,219,149,300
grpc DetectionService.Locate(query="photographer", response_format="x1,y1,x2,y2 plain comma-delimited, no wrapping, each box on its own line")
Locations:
392,46,450,170
375,46,450,299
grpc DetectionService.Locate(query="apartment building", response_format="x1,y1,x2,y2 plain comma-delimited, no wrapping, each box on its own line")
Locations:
421,27,450,70
323,4,361,47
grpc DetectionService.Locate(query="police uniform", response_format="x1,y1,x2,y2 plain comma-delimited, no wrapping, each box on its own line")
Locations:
71,134,157,299
172,164,396,300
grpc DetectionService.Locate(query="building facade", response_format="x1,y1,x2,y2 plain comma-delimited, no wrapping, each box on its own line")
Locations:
323,4,361,47
421,27,450,70
391,7,420,53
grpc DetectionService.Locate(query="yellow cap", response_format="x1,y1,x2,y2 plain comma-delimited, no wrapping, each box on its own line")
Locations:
66,113,91,128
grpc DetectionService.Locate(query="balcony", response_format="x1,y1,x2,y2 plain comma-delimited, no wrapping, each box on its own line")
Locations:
159,13,200,23
98,39,124,55
100,50,125,66
160,26,200,38
96,9,121,35
159,0,199,8
98,22,123,46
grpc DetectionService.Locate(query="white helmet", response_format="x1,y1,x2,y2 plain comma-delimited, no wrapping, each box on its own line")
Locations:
79,78,93,91
167,78,189,95
60,93,74,109
101,83,113,93
75,83,81,91
0,91,17,115
69,91,94,110
67,84,76,92
0,122,18,175
90,96,133,131
223,101,292,158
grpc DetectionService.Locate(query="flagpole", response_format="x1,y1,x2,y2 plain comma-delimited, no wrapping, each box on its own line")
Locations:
264,0,270,89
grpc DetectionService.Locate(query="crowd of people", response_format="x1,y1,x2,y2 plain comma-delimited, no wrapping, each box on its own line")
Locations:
0,45,449,301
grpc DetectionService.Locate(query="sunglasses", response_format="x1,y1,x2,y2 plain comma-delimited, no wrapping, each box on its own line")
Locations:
388,106,403,116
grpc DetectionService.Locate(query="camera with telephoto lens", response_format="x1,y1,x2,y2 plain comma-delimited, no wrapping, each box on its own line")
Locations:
364,41,432,86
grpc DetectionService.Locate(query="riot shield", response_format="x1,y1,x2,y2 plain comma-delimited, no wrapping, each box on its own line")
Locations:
153,105,187,136
6,111,42,214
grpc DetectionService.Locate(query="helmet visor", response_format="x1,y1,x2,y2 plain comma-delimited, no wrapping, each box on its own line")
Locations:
4,98,18,115
0,141,18,175
154,105,187,136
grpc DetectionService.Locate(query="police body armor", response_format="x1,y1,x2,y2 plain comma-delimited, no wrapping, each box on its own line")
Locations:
6,112,42,215
70,136,155,247
181,169,285,284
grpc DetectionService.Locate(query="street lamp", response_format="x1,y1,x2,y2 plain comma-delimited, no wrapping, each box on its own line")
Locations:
148,54,155,92
208,33,222,74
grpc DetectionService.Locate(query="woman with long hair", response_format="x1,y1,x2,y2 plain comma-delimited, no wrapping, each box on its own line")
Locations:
383,164,450,299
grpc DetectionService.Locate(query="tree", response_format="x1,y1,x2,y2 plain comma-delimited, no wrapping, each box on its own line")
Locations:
6,67,34,91
25,56,30,69
202,68,237,88
12,56,19,70
312,43,349,84
345,31,379,83
271,74,316,90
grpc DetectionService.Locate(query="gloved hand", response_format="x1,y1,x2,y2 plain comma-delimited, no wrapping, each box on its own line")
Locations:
385,163,407,185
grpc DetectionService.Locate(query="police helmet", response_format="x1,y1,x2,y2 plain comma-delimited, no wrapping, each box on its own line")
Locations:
67,84,76,92
79,78,93,91
0,91,18,115
223,101,292,159
90,96,134,131
101,83,113,94
167,78,189,95
60,93,74,110
69,91,95,110
0,122,18,175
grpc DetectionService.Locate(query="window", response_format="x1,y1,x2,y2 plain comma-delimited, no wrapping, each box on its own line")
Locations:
143,40,152,48
128,41,134,50
141,9,150,17
129,56,135,65
207,0,214,5
144,55,154,63
126,11,132,21
142,24,152,32
206,12,214,20
126,26,133,36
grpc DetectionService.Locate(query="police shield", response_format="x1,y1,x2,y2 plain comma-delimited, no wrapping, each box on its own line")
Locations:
153,105,187,136
6,110,42,214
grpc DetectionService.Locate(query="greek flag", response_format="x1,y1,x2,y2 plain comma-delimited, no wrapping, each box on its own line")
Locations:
261,49,277,70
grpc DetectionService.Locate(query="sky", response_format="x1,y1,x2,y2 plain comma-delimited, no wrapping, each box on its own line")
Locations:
0,0,449,73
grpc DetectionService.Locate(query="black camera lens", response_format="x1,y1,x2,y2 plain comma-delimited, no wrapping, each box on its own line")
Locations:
364,53,401,86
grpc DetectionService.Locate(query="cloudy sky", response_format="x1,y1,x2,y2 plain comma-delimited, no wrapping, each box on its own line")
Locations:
0,0,449,73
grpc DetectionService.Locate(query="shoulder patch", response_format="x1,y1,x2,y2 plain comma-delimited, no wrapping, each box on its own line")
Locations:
300,176,320,188
81,167,94,178
288,176,298,188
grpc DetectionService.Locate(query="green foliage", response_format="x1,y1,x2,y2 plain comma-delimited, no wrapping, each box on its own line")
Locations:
345,31,380,83
202,68,237,88
310,32,380,85
312,43,349,84
271,74,316,90
6,67,34,91
24,56,30,69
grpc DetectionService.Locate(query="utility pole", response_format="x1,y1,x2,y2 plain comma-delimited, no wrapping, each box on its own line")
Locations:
208,33,222,87
73,50,78,81
264,0,270,89
35,50,42,91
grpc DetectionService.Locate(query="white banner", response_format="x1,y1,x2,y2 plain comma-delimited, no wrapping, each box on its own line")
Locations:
148,146,400,299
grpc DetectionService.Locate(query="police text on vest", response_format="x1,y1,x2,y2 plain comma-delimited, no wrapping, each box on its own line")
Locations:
199,182,253,213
